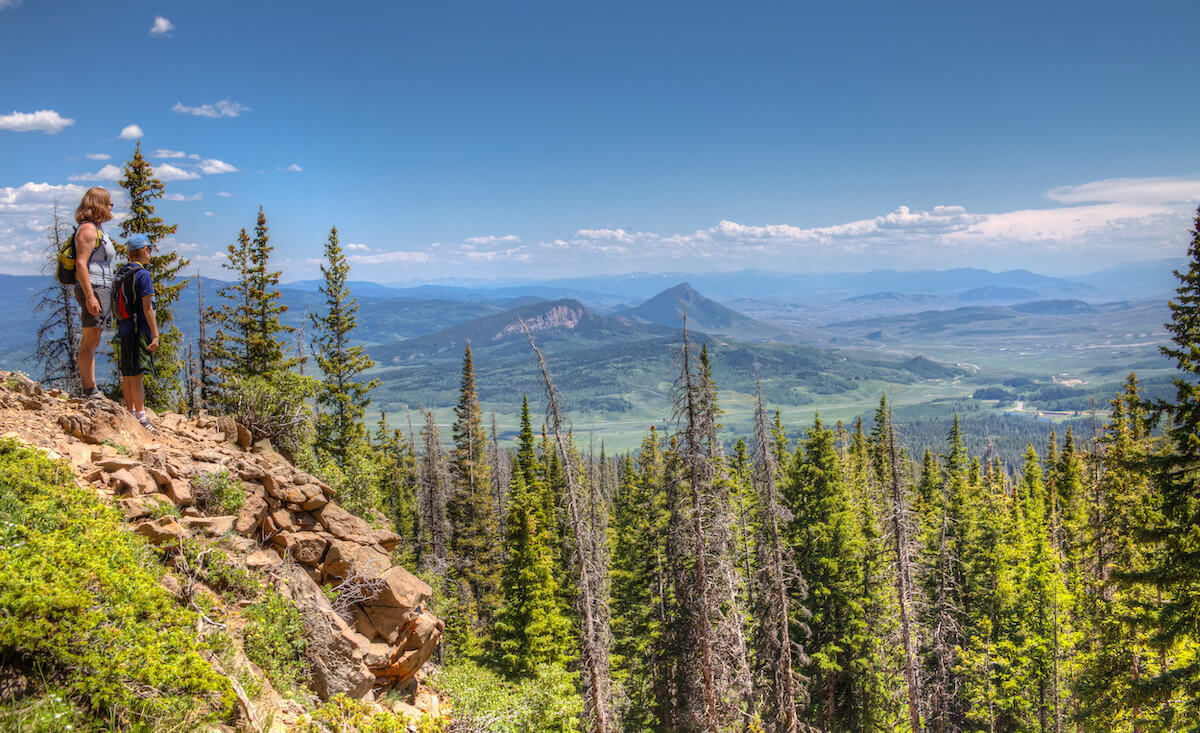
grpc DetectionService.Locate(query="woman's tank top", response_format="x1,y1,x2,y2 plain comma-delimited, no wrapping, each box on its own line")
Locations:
85,226,117,287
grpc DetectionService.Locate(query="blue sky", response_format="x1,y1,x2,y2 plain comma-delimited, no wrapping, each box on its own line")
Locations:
2,0,1199,282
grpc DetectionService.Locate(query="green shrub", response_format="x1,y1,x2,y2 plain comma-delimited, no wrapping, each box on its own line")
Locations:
190,470,247,515
0,438,235,728
228,369,319,457
162,536,262,600
299,694,416,732
427,659,581,732
242,588,308,692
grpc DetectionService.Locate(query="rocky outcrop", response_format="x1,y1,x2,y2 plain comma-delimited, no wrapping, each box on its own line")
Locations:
0,372,443,702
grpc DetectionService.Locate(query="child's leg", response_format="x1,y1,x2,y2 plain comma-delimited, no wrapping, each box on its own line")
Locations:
130,375,145,414
122,375,136,411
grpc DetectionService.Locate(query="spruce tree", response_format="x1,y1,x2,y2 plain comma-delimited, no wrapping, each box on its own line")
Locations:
245,207,294,375
118,141,189,409
1075,375,1167,731
447,344,501,625
786,415,871,730
206,227,254,385
311,226,379,465
1124,205,1200,727
492,459,573,677
609,428,671,730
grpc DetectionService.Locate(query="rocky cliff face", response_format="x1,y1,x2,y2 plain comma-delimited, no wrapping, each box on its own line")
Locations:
0,371,442,726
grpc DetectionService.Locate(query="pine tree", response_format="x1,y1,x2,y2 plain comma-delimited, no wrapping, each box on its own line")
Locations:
375,414,419,567
245,207,294,375
311,226,379,465
1075,375,1167,731
118,141,189,409
446,344,501,626
492,458,574,677
609,428,672,730
1123,205,1200,727
786,415,871,730
32,201,80,392
206,227,254,386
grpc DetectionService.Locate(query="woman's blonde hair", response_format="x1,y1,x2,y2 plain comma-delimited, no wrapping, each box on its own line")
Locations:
74,187,113,225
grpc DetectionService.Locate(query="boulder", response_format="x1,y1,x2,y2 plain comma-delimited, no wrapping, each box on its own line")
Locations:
371,612,443,682
272,530,329,566
359,566,432,645
321,539,390,583
235,491,269,536
184,515,237,536
117,494,172,520
275,564,375,701
236,422,252,450
315,504,375,544
164,478,194,507
132,515,190,545
245,548,282,570
97,457,140,472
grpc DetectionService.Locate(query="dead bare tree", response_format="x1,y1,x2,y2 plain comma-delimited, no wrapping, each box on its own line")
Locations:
750,380,810,732
664,316,752,731
32,201,80,393
519,317,612,733
876,401,923,733
418,409,452,574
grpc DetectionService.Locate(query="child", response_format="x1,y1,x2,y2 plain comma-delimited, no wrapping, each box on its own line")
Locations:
114,233,160,432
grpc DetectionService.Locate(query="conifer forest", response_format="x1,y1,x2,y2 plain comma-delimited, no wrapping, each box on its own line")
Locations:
23,149,1200,732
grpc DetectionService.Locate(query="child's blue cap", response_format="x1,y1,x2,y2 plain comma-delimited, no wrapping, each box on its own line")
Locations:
126,233,152,251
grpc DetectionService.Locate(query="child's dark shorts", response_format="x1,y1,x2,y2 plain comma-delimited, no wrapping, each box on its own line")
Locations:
117,333,155,377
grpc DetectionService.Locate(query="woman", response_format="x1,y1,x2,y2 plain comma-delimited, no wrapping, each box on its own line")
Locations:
72,186,117,398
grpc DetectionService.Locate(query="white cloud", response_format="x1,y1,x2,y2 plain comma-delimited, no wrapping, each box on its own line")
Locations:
162,193,202,202
0,182,88,272
1045,177,1200,206
0,1,20,10
154,148,188,159
0,110,74,134
463,246,530,263
150,16,174,36
279,163,302,173
464,234,521,246
348,250,432,265
171,99,250,118
67,164,122,182
204,211,215,216
345,243,370,251
119,124,143,140
84,153,110,160
172,241,200,250
199,158,238,174
217,191,234,197
155,164,201,181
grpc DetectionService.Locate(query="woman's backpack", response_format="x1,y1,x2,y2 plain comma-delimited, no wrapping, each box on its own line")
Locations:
55,228,80,285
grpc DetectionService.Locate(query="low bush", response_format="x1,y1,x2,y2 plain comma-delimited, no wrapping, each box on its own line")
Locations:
191,470,247,515
229,369,320,458
427,659,581,733
0,438,235,728
242,588,308,692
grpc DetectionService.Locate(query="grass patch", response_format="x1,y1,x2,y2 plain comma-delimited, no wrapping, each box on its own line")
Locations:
242,588,308,693
0,438,235,729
